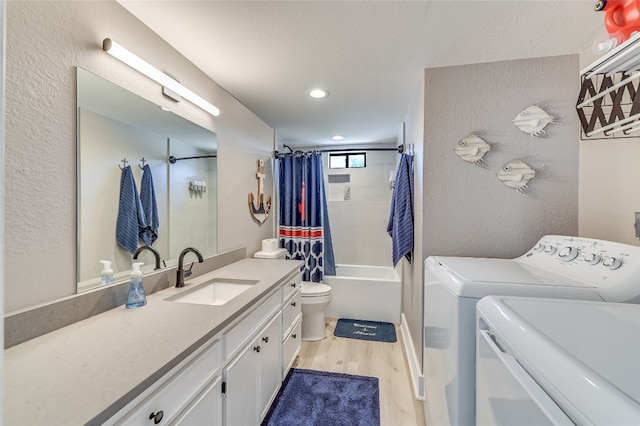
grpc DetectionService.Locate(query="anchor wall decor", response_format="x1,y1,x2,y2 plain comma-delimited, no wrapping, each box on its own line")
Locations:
249,158,272,224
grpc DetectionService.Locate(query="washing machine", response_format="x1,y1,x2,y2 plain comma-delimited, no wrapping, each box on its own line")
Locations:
476,296,640,425
423,235,640,426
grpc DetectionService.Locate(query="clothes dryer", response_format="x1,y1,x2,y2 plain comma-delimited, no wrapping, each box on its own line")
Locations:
476,296,640,426
423,235,640,426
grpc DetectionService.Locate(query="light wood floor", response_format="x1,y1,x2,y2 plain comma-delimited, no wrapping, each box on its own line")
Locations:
293,318,426,426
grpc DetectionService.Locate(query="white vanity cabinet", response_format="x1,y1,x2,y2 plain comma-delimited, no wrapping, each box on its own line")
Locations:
109,337,223,426
222,269,302,425
105,267,302,426
223,312,282,425
281,281,302,376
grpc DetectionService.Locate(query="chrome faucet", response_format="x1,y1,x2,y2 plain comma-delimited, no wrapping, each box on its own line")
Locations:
133,245,162,270
176,247,204,288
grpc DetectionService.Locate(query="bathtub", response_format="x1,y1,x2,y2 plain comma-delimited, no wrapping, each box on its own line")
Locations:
323,264,401,324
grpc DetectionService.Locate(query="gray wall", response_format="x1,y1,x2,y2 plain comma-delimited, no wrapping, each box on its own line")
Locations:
5,1,275,312
423,55,579,259
403,54,580,374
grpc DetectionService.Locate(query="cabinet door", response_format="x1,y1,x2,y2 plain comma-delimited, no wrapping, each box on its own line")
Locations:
172,376,222,426
223,342,258,426
259,312,283,420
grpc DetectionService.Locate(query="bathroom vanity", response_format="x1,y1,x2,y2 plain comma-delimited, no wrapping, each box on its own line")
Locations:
4,258,303,425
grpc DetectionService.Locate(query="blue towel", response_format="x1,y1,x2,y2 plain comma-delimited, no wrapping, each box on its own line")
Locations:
387,153,414,266
116,166,146,254
139,164,159,246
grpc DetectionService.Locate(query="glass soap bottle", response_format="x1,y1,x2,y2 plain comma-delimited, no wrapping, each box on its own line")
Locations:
126,262,147,309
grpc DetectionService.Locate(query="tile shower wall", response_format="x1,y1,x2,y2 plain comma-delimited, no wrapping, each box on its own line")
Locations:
323,150,397,266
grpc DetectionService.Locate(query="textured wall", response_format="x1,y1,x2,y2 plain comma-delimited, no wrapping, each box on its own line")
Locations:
423,55,580,259
5,1,274,312
400,55,580,378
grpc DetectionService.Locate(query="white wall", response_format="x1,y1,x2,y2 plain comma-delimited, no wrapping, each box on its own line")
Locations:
78,109,171,283
5,1,275,312
323,149,396,266
579,139,640,245
402,79,425,367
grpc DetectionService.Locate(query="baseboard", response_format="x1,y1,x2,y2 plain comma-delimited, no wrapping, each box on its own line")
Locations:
400,313,425,400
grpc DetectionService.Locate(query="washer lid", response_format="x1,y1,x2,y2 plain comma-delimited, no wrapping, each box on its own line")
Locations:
301,282,332,296
478,296,640,425
426,256,597,299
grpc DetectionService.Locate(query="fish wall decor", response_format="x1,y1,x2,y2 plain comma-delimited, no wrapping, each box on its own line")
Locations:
512,105,560,137
497,159,540,195
454,133,494,167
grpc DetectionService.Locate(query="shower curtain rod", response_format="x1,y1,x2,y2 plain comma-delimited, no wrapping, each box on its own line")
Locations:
274,144,405,159
168,154,217,164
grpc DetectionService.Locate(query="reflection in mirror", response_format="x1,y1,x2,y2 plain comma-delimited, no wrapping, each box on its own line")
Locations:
77,68,217,293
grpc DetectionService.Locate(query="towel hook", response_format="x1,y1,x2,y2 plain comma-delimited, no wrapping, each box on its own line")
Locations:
118,158,129,170
139,157,147,170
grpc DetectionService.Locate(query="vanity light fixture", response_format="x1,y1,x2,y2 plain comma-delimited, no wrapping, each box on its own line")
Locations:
308,88,329,99
102,38,220,116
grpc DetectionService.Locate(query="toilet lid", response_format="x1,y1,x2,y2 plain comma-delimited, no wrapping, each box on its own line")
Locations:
301,282,332,296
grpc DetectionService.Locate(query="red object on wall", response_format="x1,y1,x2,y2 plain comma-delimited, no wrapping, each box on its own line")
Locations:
595,0,640,41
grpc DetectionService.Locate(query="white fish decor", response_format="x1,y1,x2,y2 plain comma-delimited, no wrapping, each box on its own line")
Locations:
454,133,494,167
497,159,539,195
512,105,560,137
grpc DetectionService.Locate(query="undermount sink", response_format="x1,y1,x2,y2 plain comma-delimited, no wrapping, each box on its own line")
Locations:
166,278,259,306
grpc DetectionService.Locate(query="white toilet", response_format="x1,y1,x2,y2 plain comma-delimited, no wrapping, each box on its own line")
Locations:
299,281,332,341
254,247,333,341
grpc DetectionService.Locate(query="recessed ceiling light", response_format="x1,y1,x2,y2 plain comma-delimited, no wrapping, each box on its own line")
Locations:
308,88,329,99
331,135,344,141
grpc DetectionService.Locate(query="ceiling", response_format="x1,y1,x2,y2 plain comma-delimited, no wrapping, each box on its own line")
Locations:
118,1,605,148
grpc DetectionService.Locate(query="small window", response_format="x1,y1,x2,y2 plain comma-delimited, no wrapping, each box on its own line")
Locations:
329,152,366,169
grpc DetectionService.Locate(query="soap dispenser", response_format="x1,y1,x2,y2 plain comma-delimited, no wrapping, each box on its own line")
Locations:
126,262,147,309
100,260,114,286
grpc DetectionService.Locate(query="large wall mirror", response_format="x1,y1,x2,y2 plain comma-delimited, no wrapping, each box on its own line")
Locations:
77,68,218,292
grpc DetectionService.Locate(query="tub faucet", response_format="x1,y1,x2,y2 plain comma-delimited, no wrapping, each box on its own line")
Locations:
133,245,162,270
176,247,204,288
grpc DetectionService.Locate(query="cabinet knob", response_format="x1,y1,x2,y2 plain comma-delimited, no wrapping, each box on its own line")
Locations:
149,411,164,424
290,283,296,288
291,302,296,307
253,345,261,353
292,334,297,339
262,336,269,343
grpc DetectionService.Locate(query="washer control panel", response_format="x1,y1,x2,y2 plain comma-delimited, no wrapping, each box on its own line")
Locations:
530,237,632,270
519,235,640,302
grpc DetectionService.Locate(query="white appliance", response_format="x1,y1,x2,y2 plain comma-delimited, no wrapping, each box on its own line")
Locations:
423,235,640,426
476,296,640,425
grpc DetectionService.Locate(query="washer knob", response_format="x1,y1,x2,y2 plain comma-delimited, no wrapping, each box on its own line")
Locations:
533,243,545,252
584,253,602,265
603,257,623,270
558,247,580,261
544,246,557,255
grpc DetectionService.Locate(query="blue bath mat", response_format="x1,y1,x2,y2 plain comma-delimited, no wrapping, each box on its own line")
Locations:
334,318,397,343
262,368,380,426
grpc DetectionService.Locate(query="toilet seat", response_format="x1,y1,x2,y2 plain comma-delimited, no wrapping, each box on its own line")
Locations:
301,282,332,297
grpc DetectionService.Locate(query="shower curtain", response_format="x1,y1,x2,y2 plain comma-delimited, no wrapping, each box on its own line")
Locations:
278,152,336,282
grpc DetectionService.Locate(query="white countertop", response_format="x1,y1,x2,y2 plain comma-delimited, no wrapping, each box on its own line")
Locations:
4,258,302,425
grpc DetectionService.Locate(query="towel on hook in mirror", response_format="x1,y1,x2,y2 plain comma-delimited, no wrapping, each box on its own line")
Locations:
139,164,159,246
116,165,146,254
